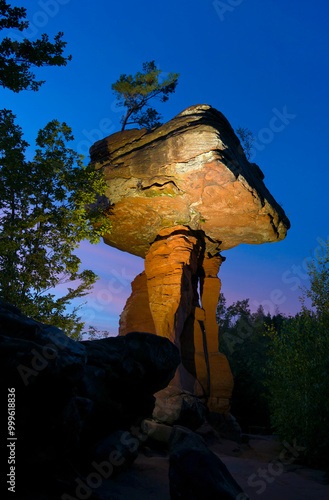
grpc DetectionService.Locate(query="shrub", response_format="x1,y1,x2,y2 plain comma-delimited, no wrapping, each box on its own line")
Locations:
265,311,329,468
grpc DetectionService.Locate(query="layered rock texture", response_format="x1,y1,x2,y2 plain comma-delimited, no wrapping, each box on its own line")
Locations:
90,104,290,415
90,104,289,257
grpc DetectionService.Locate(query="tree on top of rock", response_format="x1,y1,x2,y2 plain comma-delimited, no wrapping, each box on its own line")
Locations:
236,126,254,160
111,61,179,131
0,0,71,92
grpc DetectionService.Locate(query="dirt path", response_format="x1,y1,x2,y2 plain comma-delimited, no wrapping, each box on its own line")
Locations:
99,436,329,500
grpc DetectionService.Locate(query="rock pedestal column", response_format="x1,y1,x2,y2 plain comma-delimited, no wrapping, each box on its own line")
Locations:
119,226,233,413
200,254,234,413
119,272,156,336
144,227,201,344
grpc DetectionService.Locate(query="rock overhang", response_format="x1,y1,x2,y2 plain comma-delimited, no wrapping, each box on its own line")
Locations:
89,104,290,258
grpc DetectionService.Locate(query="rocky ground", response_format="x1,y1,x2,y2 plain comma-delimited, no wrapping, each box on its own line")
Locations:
97,432,329,500
2,300,328,499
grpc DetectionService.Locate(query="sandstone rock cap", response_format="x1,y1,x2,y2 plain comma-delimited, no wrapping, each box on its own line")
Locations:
90,104,290,258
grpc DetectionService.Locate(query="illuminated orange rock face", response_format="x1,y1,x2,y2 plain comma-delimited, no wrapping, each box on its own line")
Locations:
90,104,290,414
118,227,234,412
90,104,289,257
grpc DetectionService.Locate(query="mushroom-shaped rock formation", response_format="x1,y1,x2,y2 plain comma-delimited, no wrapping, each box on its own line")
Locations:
90,104,290,415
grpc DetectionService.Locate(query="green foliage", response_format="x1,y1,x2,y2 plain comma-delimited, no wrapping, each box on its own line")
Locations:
86,325,111,340
265,312,329,467
0,110,111,338
0,2,109,339
111,60,179,131
265,239,329,468
302,238,329,320
218,241,329,469
236,126,254,160
0,0,71,92
217,294,278,431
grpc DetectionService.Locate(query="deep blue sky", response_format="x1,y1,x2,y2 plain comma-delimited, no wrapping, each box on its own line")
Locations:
2,0,329,334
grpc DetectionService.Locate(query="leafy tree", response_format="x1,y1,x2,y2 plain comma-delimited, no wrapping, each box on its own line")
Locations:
0,0,71,92
0,110,111,338
266,239,329,468
86,325,110,340
302,238,329,320
266,312,329,468
236,126,254,160
111,60,179,131
217,294,278,431
217,294,254,355
216,292,229,332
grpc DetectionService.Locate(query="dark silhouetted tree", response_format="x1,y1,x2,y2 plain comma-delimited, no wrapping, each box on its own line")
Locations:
0,2,111,339
236,126,254,160
0,0,71,92
0,110,111,338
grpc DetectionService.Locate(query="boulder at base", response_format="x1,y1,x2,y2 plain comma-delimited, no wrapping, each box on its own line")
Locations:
0,300,180,498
